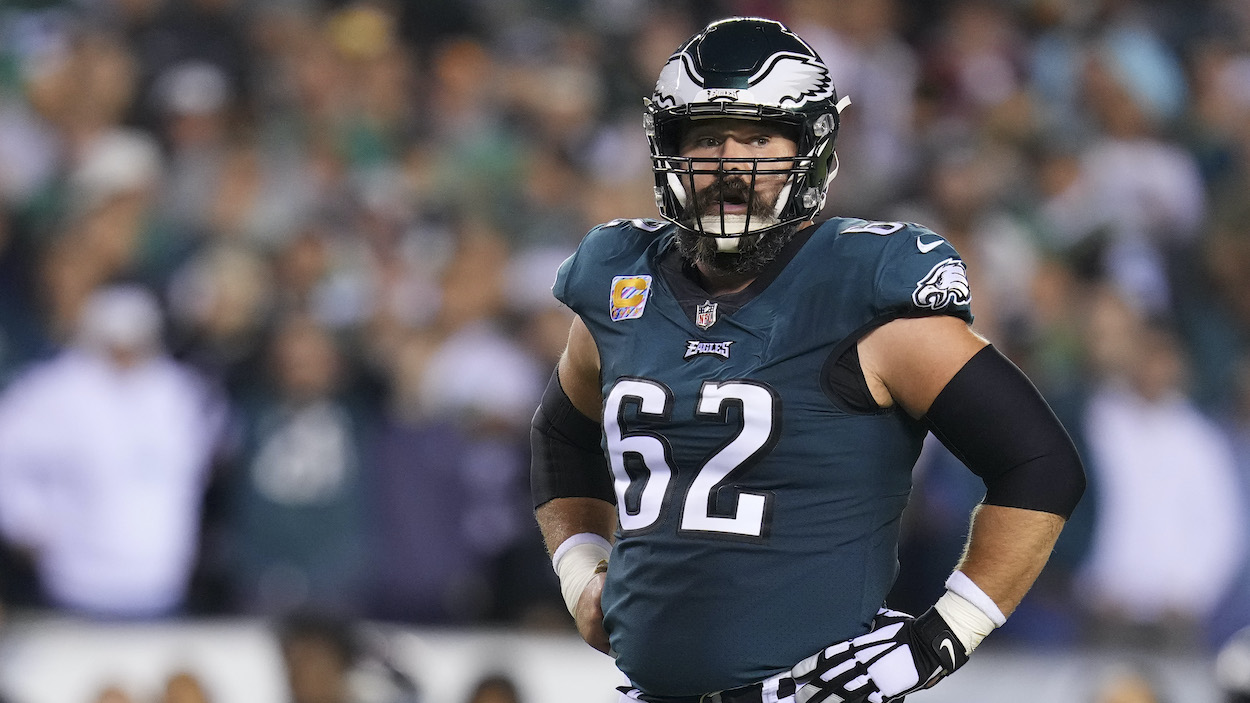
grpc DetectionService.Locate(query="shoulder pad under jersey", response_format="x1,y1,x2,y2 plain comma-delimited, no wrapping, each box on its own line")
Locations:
836,219,974,322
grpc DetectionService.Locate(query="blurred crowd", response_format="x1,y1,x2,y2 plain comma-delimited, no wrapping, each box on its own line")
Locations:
0,0,1247,684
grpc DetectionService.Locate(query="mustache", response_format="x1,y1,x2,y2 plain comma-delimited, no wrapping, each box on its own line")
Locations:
689,176,774,218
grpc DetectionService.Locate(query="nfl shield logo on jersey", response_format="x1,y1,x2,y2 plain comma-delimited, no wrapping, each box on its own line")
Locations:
695,300,718,329
611,275,653,321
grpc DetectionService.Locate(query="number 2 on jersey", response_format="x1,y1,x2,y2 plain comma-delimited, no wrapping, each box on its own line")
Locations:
604,378,778,538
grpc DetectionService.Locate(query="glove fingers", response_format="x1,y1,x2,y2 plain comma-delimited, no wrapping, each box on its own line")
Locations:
796,684,839,703
796,684,869,703
793,641,854,685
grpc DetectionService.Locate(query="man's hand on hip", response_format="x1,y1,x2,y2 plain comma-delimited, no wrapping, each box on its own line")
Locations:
575,571,610,653
791,608,968,703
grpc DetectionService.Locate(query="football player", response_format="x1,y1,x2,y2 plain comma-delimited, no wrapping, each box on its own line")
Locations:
531,17,1085,703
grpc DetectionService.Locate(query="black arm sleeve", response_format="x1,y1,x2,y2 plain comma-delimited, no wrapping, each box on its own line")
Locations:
922,345,1086,519
530,368,616,510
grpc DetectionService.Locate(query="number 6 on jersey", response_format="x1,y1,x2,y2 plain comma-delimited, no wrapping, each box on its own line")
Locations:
604,378,779,538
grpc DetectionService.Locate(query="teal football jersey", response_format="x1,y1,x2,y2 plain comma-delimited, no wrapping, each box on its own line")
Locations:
552,217,974,697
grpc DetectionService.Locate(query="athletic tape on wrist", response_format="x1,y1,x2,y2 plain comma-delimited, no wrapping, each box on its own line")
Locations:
932,571,1006,653
945,571,1007,626
552,533,611,617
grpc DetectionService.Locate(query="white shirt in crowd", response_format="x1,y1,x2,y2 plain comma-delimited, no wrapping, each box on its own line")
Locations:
0,348,220,617
1080,383,1247,623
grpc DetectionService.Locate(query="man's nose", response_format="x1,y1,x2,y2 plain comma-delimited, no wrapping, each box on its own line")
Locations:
718,139,753,169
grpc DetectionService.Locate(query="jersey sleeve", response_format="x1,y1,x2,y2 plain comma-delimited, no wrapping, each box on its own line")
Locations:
551,247,578,308
551,223,611,314
551,219,666,318
872,222,974,323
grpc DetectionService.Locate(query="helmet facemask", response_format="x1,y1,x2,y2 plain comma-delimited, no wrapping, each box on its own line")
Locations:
683,163,790,244
651,111,835,243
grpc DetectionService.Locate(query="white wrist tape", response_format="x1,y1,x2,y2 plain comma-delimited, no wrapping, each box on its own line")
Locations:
932,571,1007,653
551,533,611,617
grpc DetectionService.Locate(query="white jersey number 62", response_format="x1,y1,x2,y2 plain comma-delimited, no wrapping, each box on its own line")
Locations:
603,378,778,538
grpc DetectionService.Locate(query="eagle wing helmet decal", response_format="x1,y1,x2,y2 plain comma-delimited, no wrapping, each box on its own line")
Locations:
653,51,834,109
745,52,834,107
653,53,698,109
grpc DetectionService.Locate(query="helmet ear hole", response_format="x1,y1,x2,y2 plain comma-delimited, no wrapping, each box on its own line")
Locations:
812,114,836,139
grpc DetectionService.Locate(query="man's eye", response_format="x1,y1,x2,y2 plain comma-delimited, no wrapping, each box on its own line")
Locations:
752,136,771,147
695,137,720,148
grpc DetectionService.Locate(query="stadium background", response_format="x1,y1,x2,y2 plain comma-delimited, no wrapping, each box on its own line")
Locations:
0,0,1246,701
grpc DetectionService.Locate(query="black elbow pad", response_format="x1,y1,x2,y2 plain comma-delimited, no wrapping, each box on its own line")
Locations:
530,368,616,509
923,346,1086,519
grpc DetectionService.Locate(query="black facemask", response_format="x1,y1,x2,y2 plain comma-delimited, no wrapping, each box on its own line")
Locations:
674,174,796,276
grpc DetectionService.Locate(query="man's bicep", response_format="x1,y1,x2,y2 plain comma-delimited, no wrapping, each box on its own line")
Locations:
559,315,603,420
859,315,988,418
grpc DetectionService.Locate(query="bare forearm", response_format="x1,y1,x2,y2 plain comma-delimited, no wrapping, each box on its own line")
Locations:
536,496,616,556
955,504,1065,617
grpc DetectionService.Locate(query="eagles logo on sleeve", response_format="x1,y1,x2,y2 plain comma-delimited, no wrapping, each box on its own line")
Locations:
912,258,971,310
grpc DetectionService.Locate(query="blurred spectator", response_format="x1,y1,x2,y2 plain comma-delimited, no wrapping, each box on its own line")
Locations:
1183,37,1250,196
0,284,223,618
0,207,55,383
1077,289,1246,648
162,671,212,703
1220,626,1250,703
464,673,522,703
508,148,593,249
1179,197,1250,413
64,128,184,284
151,60,235,234
121,0,249,133
1038,22,1204,315
1090,664,1165,703
789,0,920,215
421,36,526,226
219,313,376,616
1210,358,1250,645
22,29,137,166
416,226,550,621
893,138,1039,349
279,611,360,703
366,329,497,624
91,685,136,703
276,611,419,703
419,225,544,427
165,242,274,394
917,0,1029,127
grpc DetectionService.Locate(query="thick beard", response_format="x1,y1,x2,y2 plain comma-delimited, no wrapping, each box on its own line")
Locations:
674,177,796,276
673,225,797,275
